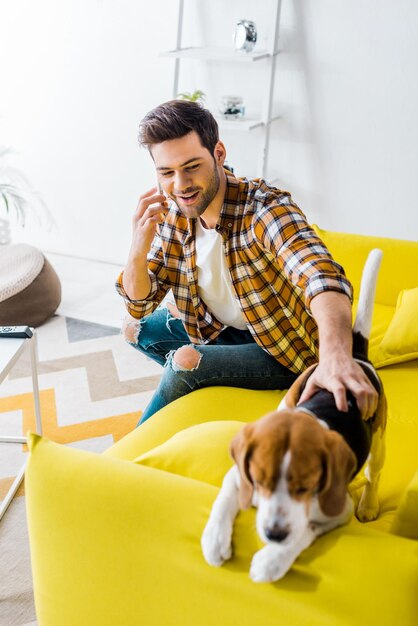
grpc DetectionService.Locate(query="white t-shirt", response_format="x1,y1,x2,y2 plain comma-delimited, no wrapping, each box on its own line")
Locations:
195,218,248,330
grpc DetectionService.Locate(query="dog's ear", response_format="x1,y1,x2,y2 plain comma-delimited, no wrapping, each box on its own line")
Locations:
283,364,318,408
318,430,357,517
230,424,254,510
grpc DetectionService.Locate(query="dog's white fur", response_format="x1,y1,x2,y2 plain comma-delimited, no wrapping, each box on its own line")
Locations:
201,443,354,583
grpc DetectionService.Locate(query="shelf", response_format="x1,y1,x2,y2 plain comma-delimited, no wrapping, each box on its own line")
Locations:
161,46,275,63
216,117,264,131
216,115,281,132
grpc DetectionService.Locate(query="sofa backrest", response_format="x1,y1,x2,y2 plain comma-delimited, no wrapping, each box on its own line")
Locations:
313,225,418,307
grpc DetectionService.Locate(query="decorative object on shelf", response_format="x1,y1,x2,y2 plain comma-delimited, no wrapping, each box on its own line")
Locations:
177,89,206,103
233,20,257,53
219,95,245,120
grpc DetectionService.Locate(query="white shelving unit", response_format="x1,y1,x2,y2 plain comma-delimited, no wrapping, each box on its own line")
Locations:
161,46,272,63
161,0,283,180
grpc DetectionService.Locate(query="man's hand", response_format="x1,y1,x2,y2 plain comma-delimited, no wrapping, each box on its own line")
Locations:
303,291,378,420
298,352,378,419
122,187,168,301
130,186,168,261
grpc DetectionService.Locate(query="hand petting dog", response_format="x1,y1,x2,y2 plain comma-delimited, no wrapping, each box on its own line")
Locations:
299,352,379,420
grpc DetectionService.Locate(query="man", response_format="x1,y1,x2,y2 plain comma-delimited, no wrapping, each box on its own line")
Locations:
116,99,377,425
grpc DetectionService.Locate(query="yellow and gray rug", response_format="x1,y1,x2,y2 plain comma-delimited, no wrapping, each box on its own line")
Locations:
0,314,162,625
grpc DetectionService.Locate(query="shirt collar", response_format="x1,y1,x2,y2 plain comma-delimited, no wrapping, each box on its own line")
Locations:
215,169,241,234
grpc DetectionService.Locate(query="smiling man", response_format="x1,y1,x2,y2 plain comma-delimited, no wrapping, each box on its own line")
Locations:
116,99,378,425
155,133,223,223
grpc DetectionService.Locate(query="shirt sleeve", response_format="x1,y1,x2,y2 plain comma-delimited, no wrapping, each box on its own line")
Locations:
253,194,353,312
115,230,171,319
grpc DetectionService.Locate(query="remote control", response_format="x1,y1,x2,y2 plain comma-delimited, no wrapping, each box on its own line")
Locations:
0,326,33,338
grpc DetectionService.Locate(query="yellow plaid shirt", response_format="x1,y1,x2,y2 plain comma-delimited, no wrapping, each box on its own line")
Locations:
116,172,352,373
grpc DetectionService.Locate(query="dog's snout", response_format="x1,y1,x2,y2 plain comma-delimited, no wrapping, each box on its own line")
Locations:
264,525,289,542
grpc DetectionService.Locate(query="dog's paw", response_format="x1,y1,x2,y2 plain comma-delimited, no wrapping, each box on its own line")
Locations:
356,502,379,522
201,520,233,567
250,545,293,583
356,491,379,522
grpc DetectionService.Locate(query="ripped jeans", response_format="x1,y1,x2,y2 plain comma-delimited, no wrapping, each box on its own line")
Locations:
124,306,298,425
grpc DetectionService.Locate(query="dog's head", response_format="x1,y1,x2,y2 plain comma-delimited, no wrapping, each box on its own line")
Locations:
230,410,356,545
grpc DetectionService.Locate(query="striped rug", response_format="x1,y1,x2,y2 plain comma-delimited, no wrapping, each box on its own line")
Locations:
0,314,162,625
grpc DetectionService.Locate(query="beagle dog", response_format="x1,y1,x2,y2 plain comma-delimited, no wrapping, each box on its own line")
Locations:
201,250,386,583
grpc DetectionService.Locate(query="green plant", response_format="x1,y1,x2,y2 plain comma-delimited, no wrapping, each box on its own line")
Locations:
177,89,206,103
0,147,50,228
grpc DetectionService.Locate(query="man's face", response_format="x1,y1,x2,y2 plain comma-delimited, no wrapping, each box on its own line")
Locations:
151,131,224,219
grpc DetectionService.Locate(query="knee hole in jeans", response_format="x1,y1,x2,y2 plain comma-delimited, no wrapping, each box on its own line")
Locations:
170,345,202,372
122,316,142,344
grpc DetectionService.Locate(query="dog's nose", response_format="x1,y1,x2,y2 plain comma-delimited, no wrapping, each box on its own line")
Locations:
264,525,289,542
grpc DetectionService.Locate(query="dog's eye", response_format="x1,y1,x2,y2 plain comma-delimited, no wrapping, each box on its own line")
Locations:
295,486,309,495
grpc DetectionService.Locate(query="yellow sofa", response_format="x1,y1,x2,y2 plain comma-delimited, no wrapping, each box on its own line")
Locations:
25,228,418,626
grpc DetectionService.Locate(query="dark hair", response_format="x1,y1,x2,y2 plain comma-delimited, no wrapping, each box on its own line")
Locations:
138,100,219,156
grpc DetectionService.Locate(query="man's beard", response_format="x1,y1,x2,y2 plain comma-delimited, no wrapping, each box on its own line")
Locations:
172,163,220,218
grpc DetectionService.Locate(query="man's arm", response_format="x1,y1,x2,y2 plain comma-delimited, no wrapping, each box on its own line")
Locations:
298,291,378,419
253,199,353,309
122,254,152,302
252,194,376,416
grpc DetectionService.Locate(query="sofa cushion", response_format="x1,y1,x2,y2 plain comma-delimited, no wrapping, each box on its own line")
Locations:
390,469,418,540
356,301,394,364
105,387,286,462
134,420,243,486
312,225,418,307
373,287,418,368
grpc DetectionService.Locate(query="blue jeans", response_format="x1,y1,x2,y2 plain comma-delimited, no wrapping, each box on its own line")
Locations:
125,307,298,425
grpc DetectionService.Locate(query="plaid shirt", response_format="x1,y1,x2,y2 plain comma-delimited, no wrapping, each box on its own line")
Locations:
116,172,352,373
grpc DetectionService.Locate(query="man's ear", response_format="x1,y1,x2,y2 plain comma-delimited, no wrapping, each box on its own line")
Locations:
318,430,357,517
230,424,254,510
213,140,226,167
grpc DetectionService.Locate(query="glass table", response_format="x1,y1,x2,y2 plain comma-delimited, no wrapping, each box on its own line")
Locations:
0,332,42,520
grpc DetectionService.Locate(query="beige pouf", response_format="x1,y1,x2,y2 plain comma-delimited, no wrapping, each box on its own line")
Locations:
0,243,61,327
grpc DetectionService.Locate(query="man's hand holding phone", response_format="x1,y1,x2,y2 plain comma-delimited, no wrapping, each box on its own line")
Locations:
123,187,168,301
130,186,168,261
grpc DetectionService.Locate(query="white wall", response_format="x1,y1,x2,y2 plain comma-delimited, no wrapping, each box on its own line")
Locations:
1,0,177,263
1,0,417,265
274,0,418,238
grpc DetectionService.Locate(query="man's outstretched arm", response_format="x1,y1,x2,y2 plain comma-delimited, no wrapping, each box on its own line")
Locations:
298,291,378,419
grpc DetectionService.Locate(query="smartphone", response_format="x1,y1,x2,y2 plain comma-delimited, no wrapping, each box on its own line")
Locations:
156,180,168,231
156,179,164,198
